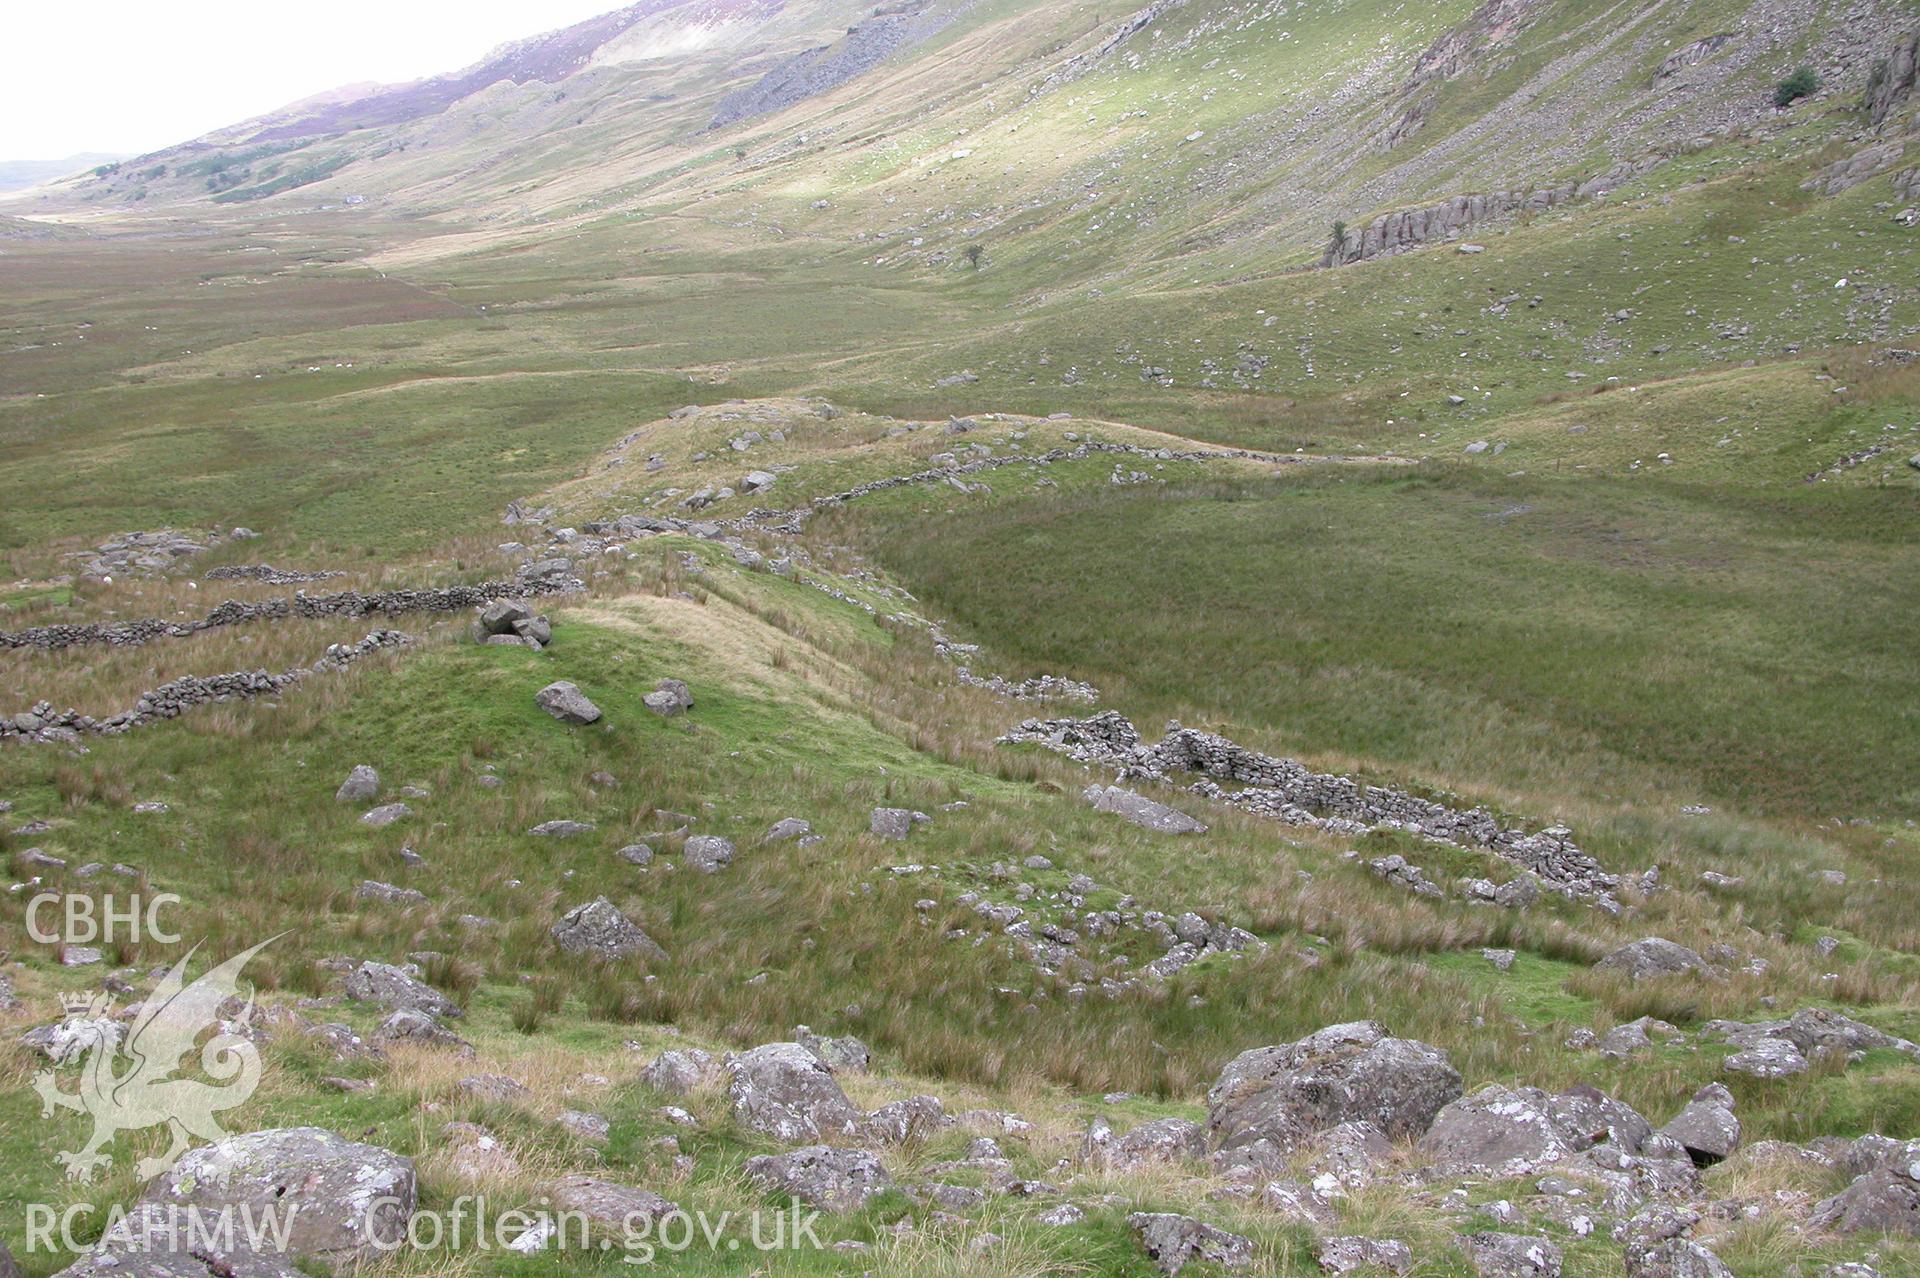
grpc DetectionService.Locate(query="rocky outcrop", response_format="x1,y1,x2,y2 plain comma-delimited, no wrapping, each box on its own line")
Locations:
1207,1021,1462,1170
1594,938,1707,980
743,1146,895,1212
342,961,462,1018
1866,31,1918,125
1384,0,1551,148
1129,1212,1254,1274
1655,35,1738,82
138,1128,414,1273
1004,711,1618,905
725,1041,865,1143
1035,0,1193,96
549,897,666,961
1322,158,1663,267
709,1,959,130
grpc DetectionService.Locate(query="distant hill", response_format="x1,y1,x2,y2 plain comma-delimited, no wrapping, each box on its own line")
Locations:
0,153,128,193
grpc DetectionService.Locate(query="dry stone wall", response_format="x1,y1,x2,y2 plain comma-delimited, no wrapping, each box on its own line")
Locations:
2,630,410,744
1003,711,1619,907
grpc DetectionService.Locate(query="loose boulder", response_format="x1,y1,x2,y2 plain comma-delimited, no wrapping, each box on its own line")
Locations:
535,681,601,725
334,765,379,804
726,1042,864,1143
1417,1085,1576,1178
870,807,925,840
683,835,735,874
1084,1116,1209,1172
1657,1083,1739,1166
1595,938,1707,980
1466,1233,1562,1278
547,1176,680,1231
744,1145,895,1212
1085,784,1208,835
141,1128,414,1272
342,961,461,1019
639,1047,719,1095
1207,1021,1462,1170
550,897,666,961
1128,1213,1254,1275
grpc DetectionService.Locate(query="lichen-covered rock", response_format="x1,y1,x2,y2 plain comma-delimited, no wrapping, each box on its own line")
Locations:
1595,938,1707,980
360,803,411,828
1466,1233,1562,1278
1657,1084,1739,1166
550,897,666,961
639,1048,718,1095
334,765,379,803
1128,1212,1254,1275
1621,1207,1733,1278
1811,1156,1920,1235
535,681,601,725
870,807,925,840
683,835,735,874
744,1145,895,1212
1083,1116,1209,1171
1085,784,1208,834
866,1094,951,1144
1418,1085,1576,1178
795,1024,870,1073
726,1042,864,1143
1318,1236,1413,1275
1207,1021,1462,1170
342,961,461,1018
547,1176,680,1230
140,1127,414,1272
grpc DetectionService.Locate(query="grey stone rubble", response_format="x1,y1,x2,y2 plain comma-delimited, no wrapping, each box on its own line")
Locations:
0,569,579,652
204,564,346,585
63,527,253,581
954,667,1099,703
1003,711,1618,906
2,630,409,745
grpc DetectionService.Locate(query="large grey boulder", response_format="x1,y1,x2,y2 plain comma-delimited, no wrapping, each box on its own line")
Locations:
1621,1207,1733,1278
744,1146,895,1212
480,599,533,635
726,1042,864,1143
1811,1154,1920,1235
1595,938,1707,980
1543,1084,1652,1154
1082,1112,1198,1166
870,807,925,840
1128,1213,1254,1275
1417,1085,1576,1178
866,1094,951,1144
550,897,666,961
334,765,379,804
535,681,601,725
1657,1083,1739,1166
639,1048,718,1095
547,1176,680,1230
141,1128,414,1272
54,1202,305,1278
360,803,411,828
683,835,735,873
1318,1236,1413,1275
1085,784,1208,834
1207,1021,1462,1170
795,1024,870,1073
1466,1233,1562,1278
1084,1116,1209,1171
342,961,461,1018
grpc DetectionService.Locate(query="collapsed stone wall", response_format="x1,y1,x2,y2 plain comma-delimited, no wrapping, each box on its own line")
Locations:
1,630,409,745
1003,711,1619,906
0,572,578,653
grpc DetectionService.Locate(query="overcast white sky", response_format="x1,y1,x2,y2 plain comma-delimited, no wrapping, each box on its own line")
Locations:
2,1,624,159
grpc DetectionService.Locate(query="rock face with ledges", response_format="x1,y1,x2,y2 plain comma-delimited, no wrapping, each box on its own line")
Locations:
726,1041,864,1143
550,897,665,961
1207,1021,1462,1171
